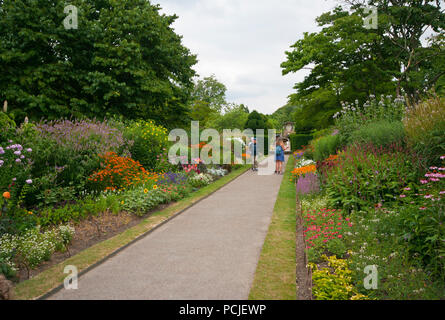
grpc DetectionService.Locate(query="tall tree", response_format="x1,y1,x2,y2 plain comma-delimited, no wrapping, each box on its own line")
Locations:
0,0,197,128
191,74,227,113
343,0,445,98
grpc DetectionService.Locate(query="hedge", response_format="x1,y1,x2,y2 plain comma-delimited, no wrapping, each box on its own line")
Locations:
289,133,313,151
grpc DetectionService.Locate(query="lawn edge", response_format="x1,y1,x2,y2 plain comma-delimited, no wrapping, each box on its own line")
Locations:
13,165,251,300
248,156,297,300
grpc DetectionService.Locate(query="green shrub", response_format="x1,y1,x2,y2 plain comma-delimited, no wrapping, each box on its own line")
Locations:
121,187,169,216
313,135,341,162
124,120,169,170
349,120,405,147
289,133,313,151
0,112,16,144
404,97,445,167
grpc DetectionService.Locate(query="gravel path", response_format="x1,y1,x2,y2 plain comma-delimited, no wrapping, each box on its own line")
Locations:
48,156,287,300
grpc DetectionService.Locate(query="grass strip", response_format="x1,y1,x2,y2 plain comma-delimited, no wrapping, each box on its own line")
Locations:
13,165,250,300
249,157,296,300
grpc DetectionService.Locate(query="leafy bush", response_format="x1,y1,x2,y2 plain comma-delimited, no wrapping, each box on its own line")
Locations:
36,194,123,227
349,120,405,148
124,120,169,170
313,134,341,162
404,97,445,167
289,133,313,151
0,112,16,144
120,187,170,216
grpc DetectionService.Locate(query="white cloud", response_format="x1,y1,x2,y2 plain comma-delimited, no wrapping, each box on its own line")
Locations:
155,0,339,114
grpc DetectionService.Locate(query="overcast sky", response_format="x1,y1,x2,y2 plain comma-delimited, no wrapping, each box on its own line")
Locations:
154,0,339,115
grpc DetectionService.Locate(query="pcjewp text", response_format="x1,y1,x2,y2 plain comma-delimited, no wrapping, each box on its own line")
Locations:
179,304,267,318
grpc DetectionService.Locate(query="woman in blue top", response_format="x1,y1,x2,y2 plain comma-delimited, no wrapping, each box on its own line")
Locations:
275,138,286,174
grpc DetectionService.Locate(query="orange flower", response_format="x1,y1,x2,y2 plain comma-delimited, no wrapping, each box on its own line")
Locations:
3,191,10,199
292,165,316,178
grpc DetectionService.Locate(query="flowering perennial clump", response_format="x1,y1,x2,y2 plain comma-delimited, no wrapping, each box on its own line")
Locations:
303,208,352,250
88,152,158,191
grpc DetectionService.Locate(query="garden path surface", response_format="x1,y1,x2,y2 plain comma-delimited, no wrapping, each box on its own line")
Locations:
48,155,288,300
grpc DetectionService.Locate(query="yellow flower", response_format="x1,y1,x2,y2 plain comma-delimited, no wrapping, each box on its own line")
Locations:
153,185,158,190
144,188,149,194
28,211,33,215
121,201,125,205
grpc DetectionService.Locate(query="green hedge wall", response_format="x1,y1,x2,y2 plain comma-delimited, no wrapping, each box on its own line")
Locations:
289,133,313,151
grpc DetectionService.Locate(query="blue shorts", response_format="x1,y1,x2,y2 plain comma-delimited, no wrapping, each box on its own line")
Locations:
276,154,285,162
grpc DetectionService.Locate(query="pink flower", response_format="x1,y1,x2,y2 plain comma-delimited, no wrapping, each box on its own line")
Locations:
338,235,343,239
419,207,427,211
400,195,406,198
420,180,428,184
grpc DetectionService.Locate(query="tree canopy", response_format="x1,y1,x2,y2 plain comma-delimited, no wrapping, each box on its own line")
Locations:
281,1,444,132
0,0,197,128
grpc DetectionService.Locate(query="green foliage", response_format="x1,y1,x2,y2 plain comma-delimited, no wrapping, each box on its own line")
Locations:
310,255,367,300
206,103,249,131
349,120,405,148
121,187,169,216
0,112,16,144
191,75,227,114
334,95,406,146
36,193,123,227
270,104,299,130
289,133,312,151
124,120,169,170
404,97,445,167
324,144,421,212
313,135,340,162
0,0,197,127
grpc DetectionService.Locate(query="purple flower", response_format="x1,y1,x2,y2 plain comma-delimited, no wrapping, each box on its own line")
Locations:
0,147,4,155
12,178,16,181
296,173,320,195
0,160,4,166
26,148,32,152
14,150,21,156
26,179,32,184
15,158,21,163
404,187,411,191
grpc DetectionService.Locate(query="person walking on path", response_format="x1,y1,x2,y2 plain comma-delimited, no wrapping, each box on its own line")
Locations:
248,137,258,171
275,138,286,174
